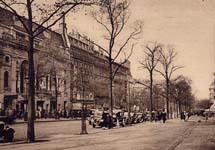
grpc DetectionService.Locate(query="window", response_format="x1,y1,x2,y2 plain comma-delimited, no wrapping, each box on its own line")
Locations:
4,71,9,88
5,55,10,63
34,40,40,47
64,80,67,91
16,32,25,42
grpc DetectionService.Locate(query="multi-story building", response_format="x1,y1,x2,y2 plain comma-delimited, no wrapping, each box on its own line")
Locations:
209,73,215,101
0,7,131,115
209,73,215,111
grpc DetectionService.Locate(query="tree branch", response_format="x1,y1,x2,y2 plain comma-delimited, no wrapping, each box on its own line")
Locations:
112,43,134,79
0,0,30,33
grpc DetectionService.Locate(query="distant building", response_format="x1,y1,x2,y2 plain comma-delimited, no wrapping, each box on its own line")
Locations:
0,7,131,115
209,73,215,110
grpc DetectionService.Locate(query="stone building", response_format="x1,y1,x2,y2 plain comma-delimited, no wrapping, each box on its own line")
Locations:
209,73,215,111
209,73,215,101
0,7,131,115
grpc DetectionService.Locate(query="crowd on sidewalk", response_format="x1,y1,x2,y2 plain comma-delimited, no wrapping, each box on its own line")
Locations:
0,107,86,121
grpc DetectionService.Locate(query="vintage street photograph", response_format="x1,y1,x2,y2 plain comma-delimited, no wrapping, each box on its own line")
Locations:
0,0,215,150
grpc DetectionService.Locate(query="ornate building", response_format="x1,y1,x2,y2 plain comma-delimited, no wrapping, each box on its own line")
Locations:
0,7,131,114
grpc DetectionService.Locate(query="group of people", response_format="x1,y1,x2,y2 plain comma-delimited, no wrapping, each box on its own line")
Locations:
180,111,191,121
150,110,167,123
17,109,84,120
99,109,168,130
101,111,113,129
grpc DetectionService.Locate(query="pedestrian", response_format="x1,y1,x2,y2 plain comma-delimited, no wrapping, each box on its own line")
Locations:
158,111,162,122
183,111,186,122
187,111,191,120
180,111,185,121
162,109,167,123
102,111,108,129
205,112,208,122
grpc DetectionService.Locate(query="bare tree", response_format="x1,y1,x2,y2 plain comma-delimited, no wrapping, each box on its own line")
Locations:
139,42,161,121
0,0,94,142
155,46,182,118
92,0,142,115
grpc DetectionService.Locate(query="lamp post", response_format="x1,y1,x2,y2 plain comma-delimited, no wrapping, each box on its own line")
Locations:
175,88,179,118
127,79,135,125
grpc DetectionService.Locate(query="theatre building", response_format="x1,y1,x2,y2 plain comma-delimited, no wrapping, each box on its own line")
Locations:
0,7,131,116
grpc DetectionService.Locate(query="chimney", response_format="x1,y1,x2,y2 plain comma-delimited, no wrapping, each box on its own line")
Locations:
59,13,70,49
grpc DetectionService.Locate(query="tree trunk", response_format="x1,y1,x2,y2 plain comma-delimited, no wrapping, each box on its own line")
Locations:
109,61,113,116
81,86,87,134
150,71,153,122
127,81,131,125
166,78,170,119
179,99,181,116
69,50,73,111
27,0,35,142
54,74,58,110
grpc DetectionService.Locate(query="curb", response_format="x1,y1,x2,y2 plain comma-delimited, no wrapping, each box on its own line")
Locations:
14,119,81,124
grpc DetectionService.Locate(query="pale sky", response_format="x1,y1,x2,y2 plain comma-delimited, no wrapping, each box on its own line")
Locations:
64,0,215,99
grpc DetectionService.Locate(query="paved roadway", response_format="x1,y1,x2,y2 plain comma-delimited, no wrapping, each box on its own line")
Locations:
0,116,215,150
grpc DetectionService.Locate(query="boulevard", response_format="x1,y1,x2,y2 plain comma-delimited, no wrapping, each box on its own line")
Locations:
0,116,215,150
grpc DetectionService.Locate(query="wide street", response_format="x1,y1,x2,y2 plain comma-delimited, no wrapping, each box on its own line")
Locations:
0,116,215,150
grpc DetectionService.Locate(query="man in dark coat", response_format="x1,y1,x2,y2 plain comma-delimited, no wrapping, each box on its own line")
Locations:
162,110,167,123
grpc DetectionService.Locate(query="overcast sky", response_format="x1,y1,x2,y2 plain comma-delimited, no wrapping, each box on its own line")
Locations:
64,0,215,99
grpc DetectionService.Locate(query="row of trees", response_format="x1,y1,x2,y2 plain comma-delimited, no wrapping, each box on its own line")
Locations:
0,0,140,142
138,42,195,120
134,76,195,119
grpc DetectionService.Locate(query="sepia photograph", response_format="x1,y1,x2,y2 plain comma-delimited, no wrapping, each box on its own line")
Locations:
0,0,215,149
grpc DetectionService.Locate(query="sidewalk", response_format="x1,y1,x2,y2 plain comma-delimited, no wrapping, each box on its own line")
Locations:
14,118,81,124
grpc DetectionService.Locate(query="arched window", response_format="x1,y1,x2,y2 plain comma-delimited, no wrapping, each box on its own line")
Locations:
4,71,9,88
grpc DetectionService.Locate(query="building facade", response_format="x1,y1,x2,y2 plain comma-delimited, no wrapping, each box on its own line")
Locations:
0,7,131,116
209,73,215,111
